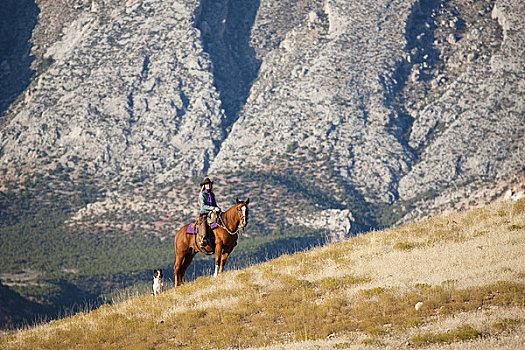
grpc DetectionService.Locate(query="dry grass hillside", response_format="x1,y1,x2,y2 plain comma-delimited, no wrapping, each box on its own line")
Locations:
2,199,524,349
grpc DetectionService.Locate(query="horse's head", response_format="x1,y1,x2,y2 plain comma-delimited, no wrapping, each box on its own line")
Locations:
235,197,250,229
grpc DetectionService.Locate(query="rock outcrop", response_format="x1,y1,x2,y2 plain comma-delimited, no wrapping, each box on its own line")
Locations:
287,209,356,242
398,0,525,203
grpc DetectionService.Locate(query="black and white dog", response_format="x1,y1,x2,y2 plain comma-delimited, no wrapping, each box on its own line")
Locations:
152,269,163,296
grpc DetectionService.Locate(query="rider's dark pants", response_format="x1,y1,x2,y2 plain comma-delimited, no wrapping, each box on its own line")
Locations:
197,213,210,245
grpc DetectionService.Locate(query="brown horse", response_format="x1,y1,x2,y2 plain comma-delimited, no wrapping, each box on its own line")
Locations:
173,197,250,286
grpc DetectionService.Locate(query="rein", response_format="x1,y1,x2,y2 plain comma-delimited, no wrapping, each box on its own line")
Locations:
217,209,246,236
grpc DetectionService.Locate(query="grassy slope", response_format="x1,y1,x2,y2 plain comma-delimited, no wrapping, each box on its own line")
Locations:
1,199,524,349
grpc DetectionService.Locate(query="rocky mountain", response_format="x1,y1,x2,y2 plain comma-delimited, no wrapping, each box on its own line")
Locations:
212,0,524,209
1,0,523,218
0,0,523,327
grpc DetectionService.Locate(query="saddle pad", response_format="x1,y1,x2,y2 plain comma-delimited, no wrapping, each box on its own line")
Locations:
186,222,198,234
186,220,219,234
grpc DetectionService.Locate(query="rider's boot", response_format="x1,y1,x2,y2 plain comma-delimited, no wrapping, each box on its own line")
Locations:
197,214,209,249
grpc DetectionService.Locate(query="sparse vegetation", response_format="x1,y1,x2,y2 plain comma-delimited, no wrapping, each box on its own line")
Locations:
492,318,524,332
393,242,415,250
411,324,483,345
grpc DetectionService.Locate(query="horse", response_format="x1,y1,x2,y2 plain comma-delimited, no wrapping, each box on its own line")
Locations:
173,197,250,286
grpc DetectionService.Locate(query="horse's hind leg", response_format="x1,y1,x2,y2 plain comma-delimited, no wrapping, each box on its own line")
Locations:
180,251,196,284
174,253,184,287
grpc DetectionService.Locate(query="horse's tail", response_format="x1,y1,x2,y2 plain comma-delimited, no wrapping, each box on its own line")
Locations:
173,231,177,286
173,228,181,263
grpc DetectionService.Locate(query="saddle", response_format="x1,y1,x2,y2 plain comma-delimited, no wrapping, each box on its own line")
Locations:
186,211,220,234
207,211,218,226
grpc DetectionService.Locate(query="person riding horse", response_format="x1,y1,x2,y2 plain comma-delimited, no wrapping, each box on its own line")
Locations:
198,177,221,249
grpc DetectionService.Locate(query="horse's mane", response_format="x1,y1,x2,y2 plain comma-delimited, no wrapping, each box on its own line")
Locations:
221,199,249,231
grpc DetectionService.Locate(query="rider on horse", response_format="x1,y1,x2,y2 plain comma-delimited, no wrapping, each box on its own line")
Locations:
198,177,221,249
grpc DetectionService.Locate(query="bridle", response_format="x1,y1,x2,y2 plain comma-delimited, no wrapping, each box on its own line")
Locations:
218,204,248,235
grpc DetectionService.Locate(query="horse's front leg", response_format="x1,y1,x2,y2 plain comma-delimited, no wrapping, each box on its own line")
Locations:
219,250,231,274
214,243,223,277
